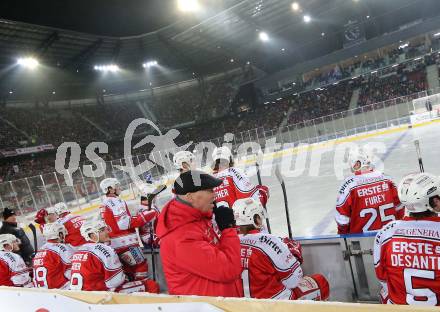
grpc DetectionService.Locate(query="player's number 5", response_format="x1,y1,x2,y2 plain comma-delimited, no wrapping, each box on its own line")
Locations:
404,268,437,305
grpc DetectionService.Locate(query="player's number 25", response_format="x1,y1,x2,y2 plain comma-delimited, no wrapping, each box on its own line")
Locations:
360,203,395,232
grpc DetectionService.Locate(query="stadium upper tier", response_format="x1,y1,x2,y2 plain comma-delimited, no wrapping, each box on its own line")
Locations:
1,28,440,182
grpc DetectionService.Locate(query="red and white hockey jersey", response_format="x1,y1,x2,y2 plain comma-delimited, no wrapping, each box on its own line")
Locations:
214,167,260,208
0,251,32,287
32,242,74,289
239,230,303,299
100,195,156,251
57,213,87,247
335,170,403,234
70,242,125,291
374,216,440,305
137,204,160,247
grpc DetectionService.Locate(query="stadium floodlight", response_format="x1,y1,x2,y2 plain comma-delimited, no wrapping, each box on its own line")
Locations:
399,42,409,49
142,60,158,68
303,15,311,23
259,31,269,42
291,2,300,11
17,57,39,70
177,0,200,12
94,64,120,72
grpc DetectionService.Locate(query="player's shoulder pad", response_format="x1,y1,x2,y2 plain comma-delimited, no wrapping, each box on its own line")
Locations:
0,251,25,272
92,243,116,259
338,176,357,195
102,196,116,206
47,243,75,259
241,233,295,271
336,176,357,206
229,167,246,179
375,220,399,246
0,251,18,265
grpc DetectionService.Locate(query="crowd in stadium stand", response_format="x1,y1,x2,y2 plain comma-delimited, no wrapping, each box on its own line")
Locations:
2,38,440,182
358,63,428,107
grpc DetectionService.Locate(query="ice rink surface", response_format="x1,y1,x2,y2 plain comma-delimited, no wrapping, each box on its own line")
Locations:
26,120,440,248
241,121,440,239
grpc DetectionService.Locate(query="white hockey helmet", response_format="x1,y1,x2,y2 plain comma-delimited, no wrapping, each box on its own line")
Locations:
212,146,232,162
53,202,69,215
232,198,267,228
348,150,372,172
45,205,58,215
139,183,156,198
80,219,108,243
0,234,19,251
100,178,120,194
398,172,440,213
43,222,67,241
173,151,196,170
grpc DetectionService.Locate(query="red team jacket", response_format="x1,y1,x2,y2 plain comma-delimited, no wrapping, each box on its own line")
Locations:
70,242,126,291
239,229,303,299
335,170,403,234
100,195,156,251
0,251,32,287
374,216,440,305
213,167,261,208
33,242,74,289
57,213,87,247
156,197,243,297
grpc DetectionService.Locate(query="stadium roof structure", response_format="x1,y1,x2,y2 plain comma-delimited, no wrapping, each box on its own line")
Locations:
0,0,439,77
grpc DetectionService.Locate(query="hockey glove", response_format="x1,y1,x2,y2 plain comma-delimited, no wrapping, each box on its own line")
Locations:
283,237,303,264
213,205,236,231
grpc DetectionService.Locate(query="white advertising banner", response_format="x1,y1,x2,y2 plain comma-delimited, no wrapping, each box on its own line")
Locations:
0,289,224,312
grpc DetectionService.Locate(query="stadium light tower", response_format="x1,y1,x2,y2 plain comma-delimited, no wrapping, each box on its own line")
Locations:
303,15,311,23
177,0,200,12
291,2,300,11
17,57,39,70
94,64,120,72
143,60,158,68
259,31,269,42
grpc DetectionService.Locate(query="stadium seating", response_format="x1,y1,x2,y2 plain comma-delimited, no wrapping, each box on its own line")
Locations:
0,44,436,182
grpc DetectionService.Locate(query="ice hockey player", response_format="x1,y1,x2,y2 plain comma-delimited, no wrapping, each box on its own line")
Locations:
32,223,74,289
138,183,160,247
335,150,403,234
173,150,197,173
53,202,87,248
0,234,32,287
212,146,269,209
34,206,60,232
233,198,329,300
99,178,157,280
70,219,159,293
374,172,440,305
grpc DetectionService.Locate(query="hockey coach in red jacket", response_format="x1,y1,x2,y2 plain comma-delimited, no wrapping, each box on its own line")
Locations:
156,170,243,297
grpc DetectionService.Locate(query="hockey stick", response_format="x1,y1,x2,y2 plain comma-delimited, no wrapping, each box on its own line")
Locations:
28,223,38,251
414,140,425,173
146,184,167,281
274,166,293,239
255,161,272,234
